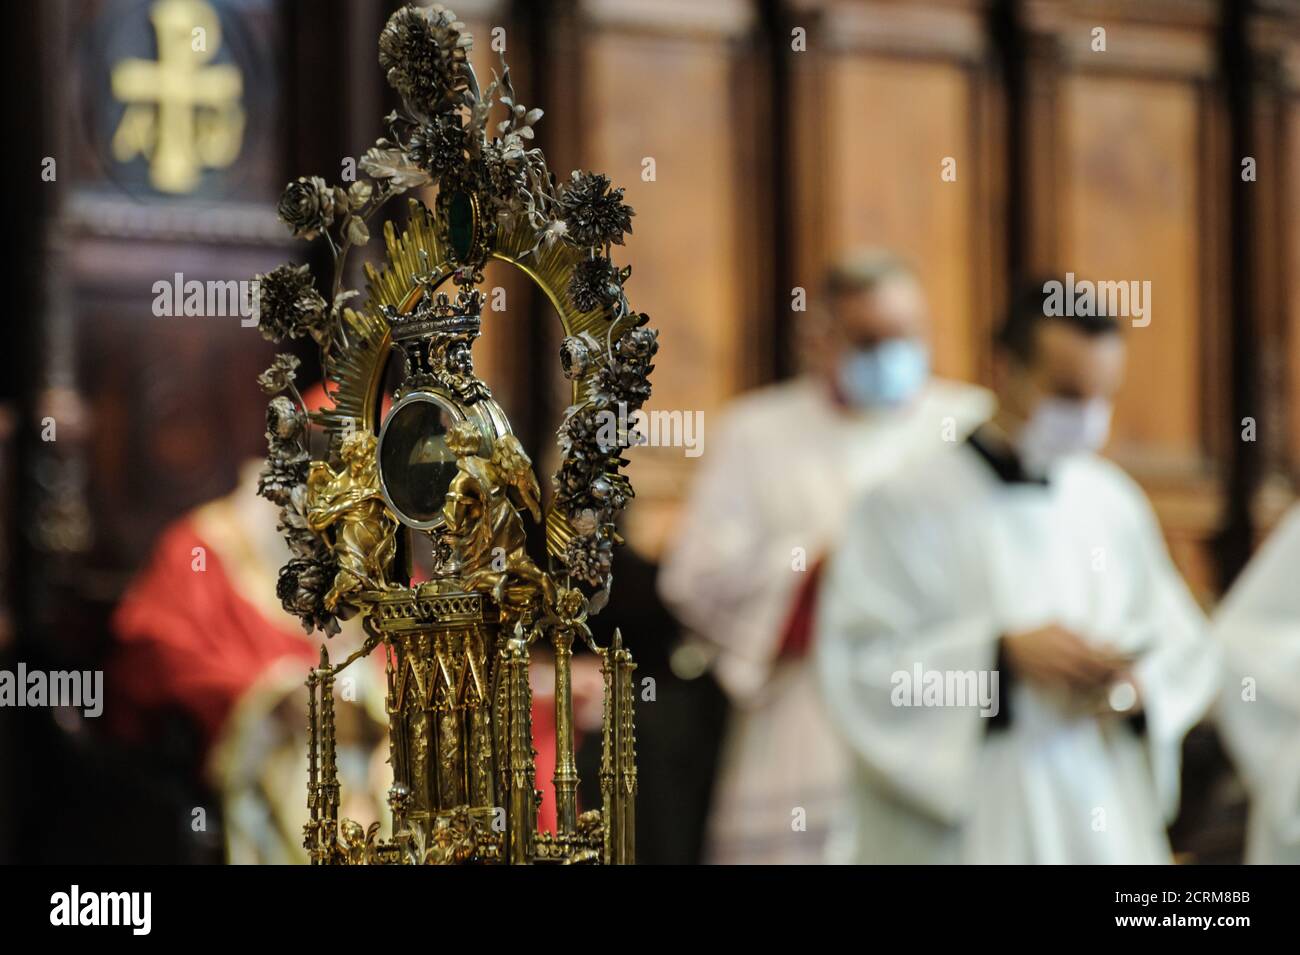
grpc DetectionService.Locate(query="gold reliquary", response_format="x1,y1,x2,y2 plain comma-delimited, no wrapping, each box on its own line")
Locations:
251,4,655,865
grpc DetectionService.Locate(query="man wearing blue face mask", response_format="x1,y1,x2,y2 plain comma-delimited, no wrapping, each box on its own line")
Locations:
659,250,992,864
816,279,1220,864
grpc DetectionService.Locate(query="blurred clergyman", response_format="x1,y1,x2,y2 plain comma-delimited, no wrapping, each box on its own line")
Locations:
110,452,392,864
815,281,1220,864
1214,506,1300,864
658,250,991,864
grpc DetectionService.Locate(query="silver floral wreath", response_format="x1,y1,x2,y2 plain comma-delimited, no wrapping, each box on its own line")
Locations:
250,3,657,634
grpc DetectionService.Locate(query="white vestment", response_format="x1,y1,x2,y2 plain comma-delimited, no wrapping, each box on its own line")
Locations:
815,442,1220,864
658,377,992,863
1213,506,1300,864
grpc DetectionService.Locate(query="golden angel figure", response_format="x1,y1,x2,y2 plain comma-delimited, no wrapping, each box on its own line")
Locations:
307,431,398,610
440,421,553,609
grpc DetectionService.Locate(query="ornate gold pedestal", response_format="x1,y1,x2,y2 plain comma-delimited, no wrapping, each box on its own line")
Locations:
303,586,637,865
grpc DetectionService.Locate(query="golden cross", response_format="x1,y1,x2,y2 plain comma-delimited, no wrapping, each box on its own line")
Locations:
110,0,244,194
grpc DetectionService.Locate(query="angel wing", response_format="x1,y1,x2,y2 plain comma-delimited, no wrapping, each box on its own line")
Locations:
493,434,542,522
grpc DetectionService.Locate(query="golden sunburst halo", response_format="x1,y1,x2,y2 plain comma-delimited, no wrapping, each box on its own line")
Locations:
314,197,640,560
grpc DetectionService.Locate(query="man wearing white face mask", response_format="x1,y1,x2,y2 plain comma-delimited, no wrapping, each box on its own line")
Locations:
659,250,991,864
815,279,1220,864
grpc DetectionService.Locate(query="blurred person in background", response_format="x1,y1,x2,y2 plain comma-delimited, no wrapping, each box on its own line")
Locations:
1213,505,1300,864
109,383,391,863
657,249,991,864
816,281,1220,864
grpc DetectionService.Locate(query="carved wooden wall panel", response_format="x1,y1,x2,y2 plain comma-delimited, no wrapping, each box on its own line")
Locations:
550,0,766,555
1245,1,1300,541
788,0,1005,385
52,0,301,594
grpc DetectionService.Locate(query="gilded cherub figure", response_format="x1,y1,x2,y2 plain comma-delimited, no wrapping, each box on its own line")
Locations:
441,421,554,609
307,431,398,610
339,819,381,865
424,807,478,865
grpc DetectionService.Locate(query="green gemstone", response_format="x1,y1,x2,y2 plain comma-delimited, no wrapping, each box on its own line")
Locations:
448,190,474,260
